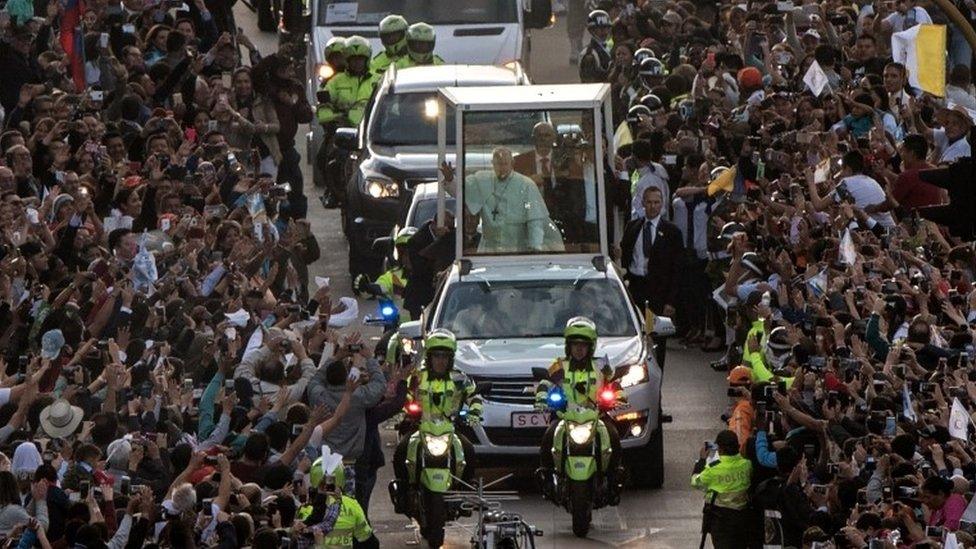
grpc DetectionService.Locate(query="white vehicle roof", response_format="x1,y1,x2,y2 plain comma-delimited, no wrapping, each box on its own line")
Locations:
448,260,619,283
411,182,440,201
388,65,527,94
440,83,609,110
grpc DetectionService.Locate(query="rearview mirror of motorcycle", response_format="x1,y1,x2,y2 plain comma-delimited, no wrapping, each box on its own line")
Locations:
474,382,493,395
532,367,550,382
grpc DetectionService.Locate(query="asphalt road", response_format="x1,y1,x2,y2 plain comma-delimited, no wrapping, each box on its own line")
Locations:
234,6,731,547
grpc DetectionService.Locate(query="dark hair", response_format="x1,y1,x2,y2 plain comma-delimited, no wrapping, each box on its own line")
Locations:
0,472,18,506
325,360,347,386
890,433,917,460
90,411,119,446
76,443,102,463
715,429,740,455
813,44,836,66
921,475,953,496
857,33,877,45
243,432,270,463
901,133,928,160
265,421,290,453
165,29,187,54
842,150,865,174
632,139,653,163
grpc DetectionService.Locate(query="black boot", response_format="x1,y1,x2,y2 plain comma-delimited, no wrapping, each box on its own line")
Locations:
536,467,555,501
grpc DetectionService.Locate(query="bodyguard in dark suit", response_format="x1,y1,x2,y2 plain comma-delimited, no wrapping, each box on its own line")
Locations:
619,186,683,367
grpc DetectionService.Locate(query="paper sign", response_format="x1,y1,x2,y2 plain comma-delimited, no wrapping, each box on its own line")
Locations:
803,60,830,97
814,158,831,184
103,215,134,233
314,276,331,289
324,2,358,23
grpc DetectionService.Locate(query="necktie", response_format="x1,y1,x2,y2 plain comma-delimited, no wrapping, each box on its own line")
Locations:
643,219,655,257
540,156,550,177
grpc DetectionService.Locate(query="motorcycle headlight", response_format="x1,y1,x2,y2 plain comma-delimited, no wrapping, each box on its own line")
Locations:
424,433,451,457
619,363,648,388
316,64,335,82
364,176,399,198
568,422,594,445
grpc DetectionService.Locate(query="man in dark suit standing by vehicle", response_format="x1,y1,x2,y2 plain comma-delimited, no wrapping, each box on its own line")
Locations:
619,186,683,367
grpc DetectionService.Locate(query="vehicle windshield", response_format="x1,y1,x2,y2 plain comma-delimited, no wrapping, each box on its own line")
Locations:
435,279,637,339
370,93,542,148
411,197,456,227
317,0,518,26
370,93,456,147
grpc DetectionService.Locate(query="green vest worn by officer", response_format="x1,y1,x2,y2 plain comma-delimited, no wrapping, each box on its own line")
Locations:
535,317,622,410
406,329,483,423
317,36,376,127
691,453,752,510
297,458,372,548
371,14,408,74
393,22,445,68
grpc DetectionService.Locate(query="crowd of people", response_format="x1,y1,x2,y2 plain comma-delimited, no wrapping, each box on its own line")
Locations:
572,0,976,547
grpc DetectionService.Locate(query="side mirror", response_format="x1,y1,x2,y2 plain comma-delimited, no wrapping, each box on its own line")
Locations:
531,367,550,382
524,0,553,29
372,236,392,252
333,127,358,150
399,320,422,340
651,316,677,338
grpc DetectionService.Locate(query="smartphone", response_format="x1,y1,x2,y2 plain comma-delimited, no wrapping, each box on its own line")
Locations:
202,498,214,516
925,525,944,539
183,378,193,391
17,355,27,374
91,90,104,102
291,424,302,436
173,92,183,105
122,23,135,34
80,480,90,499
884,416,896,436
663,154,677,165
208,120,218,132
120,476,131,496
99,33,109,48
811,484,828,495
221,72,232,88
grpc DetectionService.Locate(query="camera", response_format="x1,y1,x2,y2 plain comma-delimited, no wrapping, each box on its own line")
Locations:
346,343,363,353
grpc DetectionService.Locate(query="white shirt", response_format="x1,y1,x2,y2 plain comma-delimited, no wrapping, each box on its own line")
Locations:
934,127,972,163
631,163,670,221
628,214,661,277
831,174,895,227
884,6,932,31
946,84,976,111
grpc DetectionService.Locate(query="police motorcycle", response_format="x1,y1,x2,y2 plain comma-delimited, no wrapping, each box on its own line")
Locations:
532,366,625,538
389,396,488,548
389,331,490,547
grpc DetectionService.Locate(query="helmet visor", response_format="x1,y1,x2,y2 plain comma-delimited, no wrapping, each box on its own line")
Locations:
381,30,405,47
408,39,435,55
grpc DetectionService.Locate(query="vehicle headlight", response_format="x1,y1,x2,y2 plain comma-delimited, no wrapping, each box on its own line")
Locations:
364,177,399,198
424,433,451,457
568,422,594,445
619,363,648,388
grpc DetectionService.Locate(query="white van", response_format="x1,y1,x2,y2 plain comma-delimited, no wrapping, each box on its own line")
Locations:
306,0,552,95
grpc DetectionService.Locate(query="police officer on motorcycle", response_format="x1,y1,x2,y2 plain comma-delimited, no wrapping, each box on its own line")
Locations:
353,226,416,320
316,35,376,208
319,37,347,84
579,10,613,83
371,14,409,74
392,329,482,507
394,22,445,68
535,317,623,501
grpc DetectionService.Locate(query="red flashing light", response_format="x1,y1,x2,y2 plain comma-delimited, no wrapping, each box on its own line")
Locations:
599,388,616,405
406,402,422,416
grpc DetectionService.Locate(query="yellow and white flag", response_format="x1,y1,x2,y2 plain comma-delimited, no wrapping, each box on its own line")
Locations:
891,24,946,97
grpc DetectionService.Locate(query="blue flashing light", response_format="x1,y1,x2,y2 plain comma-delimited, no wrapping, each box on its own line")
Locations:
548,391,563,403
381,306,395,316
